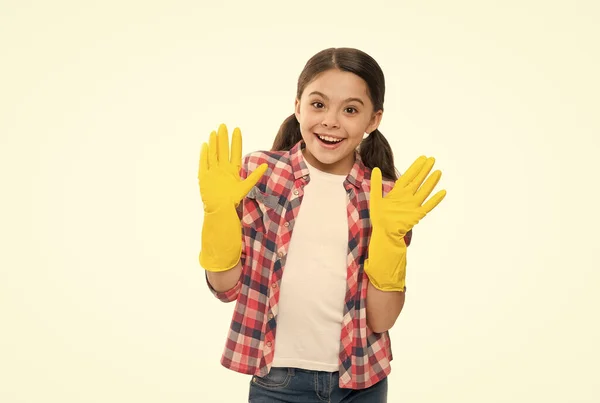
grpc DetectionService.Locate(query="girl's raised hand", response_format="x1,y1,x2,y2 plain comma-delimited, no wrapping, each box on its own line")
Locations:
369,156,446,239
198,124,267,213
365,156,446,291
198,124,267,272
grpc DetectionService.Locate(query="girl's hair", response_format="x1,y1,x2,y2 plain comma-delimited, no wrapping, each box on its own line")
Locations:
272,47,397,180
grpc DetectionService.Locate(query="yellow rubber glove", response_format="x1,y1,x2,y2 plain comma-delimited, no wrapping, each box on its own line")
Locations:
198,124,267,272
364,156,447,291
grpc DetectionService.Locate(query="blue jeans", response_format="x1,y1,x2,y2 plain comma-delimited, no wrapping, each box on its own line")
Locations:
248,367,388,402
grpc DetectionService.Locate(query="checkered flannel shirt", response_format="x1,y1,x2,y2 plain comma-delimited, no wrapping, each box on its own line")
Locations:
206,140,412,389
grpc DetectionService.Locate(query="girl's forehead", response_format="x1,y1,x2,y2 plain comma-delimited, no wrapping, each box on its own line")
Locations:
303,69,369,99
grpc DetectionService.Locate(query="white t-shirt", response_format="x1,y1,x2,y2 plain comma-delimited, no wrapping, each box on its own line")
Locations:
271,158,349,372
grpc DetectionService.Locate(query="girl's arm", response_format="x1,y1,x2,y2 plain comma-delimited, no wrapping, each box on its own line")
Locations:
366,282,405,333
206,259,243,293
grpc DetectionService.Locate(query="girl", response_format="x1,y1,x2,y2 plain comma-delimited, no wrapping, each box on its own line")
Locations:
198,47,446,403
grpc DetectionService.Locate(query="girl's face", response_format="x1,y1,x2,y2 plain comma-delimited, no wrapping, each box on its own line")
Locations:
295,68,382,175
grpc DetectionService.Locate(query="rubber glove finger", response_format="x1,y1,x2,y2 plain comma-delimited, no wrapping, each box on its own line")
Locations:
395,155,427,189
414,169,442,205
230,127,242,169
235,163,268,202
208,130,218,168
217,123,230,164
409,157,435,193
421,189,447,214
370,167,383,213
199,142,209,180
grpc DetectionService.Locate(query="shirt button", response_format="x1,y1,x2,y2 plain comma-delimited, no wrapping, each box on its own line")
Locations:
271,283,277,289
268,313,274,320
293,189,299,195
277,251,284,258
284,222,289,227
266,341,272,347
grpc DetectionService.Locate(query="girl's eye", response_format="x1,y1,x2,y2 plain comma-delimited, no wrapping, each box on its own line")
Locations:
345,107,357,114
311,102,324,109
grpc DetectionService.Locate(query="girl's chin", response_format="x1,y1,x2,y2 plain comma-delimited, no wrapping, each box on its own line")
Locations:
308,143,343,160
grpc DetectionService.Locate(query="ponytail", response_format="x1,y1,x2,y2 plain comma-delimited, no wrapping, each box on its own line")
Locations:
272,114,302,151
359,129,397,180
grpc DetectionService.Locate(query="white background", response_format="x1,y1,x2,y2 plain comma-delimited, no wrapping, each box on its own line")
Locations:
1,0,598,402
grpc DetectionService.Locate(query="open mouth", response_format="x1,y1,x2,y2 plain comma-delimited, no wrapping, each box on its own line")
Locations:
315,133,345,146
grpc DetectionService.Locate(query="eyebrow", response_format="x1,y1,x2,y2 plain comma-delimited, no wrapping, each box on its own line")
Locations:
308,91,364,106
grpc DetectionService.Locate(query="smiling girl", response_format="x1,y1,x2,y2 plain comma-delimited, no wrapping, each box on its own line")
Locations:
198,47,447,402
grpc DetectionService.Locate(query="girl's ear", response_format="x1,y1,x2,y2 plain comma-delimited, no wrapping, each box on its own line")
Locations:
294,98,301,120
366,110,383,133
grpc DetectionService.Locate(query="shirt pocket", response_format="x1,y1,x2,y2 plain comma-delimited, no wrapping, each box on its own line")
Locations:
243,187,283,235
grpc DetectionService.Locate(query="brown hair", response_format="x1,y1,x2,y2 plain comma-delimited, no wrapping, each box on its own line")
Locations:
271,47,397,180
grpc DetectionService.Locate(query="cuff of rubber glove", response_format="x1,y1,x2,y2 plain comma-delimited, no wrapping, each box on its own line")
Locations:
364,231,407,291
199,207,243,272
199,247,242,272
367,273,407,292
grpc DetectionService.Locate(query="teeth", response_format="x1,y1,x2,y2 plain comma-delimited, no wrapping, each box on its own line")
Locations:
318,134,343,143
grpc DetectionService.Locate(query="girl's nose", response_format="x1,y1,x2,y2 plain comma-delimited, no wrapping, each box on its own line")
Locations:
322,112,340,129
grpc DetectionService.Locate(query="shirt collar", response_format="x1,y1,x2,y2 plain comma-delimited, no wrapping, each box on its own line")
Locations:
288,140,366,188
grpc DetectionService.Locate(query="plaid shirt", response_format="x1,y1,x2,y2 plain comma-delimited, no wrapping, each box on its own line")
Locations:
206,140,412,389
